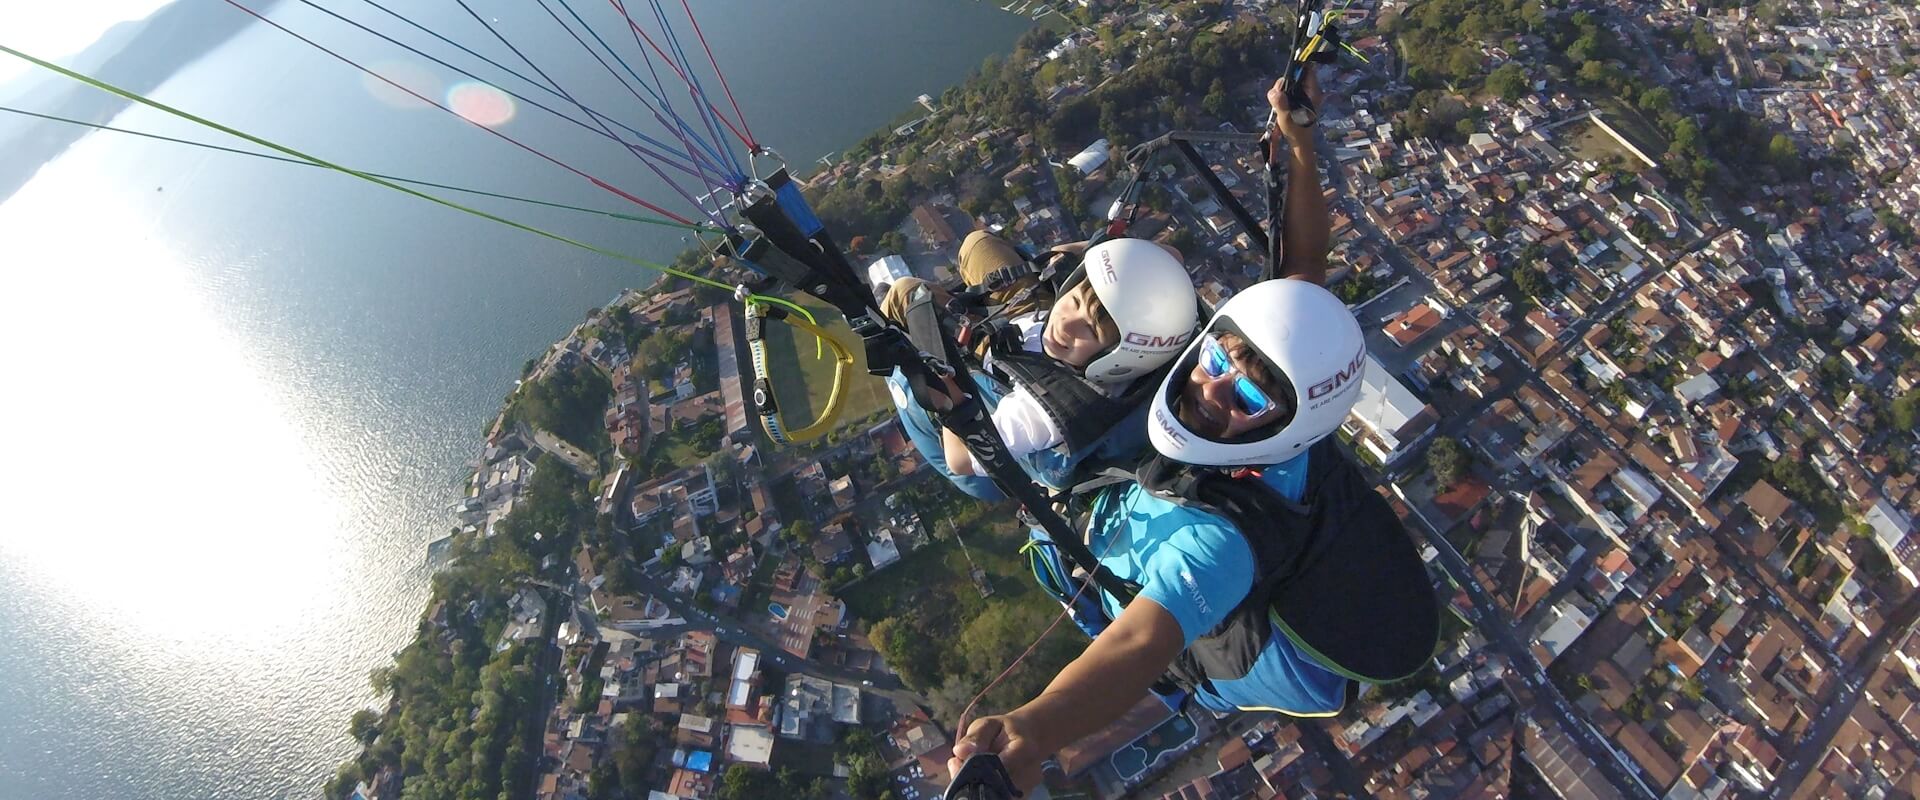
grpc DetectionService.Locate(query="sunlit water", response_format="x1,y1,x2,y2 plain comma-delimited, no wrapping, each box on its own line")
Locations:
0,2,1030,796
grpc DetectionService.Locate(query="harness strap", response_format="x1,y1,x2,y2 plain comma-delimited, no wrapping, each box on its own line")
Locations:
738,180,1140,606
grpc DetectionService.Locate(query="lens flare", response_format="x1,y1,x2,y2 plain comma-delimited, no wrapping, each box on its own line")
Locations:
359,60,441,110
447,81,516,127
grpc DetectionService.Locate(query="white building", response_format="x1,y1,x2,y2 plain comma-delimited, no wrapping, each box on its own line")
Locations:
1068,138,1110,174
867,255,912,291
1343,354,1440,466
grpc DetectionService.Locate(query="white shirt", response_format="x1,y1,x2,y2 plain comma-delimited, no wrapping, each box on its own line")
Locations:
966,313,1065,476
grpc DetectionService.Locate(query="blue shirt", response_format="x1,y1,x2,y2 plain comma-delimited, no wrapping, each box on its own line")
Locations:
1084,453,1350,716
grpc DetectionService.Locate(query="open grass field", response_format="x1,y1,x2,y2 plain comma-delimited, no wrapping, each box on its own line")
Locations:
1593,99,1670,159
1564,117,1648,170
762,298,895,432
839,519,1050,625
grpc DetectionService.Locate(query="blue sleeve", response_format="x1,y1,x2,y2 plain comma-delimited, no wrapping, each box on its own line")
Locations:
888,369,1004,501
1134,508,1257,646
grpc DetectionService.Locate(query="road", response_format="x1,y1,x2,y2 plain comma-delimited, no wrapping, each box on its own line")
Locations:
1769,589,1920,800
521,422,602,478
1391,472,1657,800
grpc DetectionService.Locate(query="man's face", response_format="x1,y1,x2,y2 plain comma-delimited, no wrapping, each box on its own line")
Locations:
1041,282,1115,368
1175,333,1287,440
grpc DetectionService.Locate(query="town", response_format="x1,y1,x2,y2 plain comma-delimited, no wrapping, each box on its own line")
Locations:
332,0,1920,799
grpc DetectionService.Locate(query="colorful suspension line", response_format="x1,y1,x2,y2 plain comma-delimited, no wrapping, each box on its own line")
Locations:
0,42,813,322
529,0,746,202
0,105,719,234
641,0,744,180
674,0,756,152
219,0,710,228
606,0,738,184
605,0,755,153
447,0,729,217
543,0,744,195
294,0,724,183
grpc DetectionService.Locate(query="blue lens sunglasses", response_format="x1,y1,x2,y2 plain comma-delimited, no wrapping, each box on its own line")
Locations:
1199,335,1280,419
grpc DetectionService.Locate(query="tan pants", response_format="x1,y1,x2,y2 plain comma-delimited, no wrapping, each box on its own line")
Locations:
879,230,1038,325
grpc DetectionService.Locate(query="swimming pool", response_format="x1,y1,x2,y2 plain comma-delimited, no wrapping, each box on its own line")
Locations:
769,602,789,621
1108,712,1198,781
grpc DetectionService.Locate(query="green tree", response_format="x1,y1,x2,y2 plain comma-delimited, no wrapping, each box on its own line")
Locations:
1487,63,1528,101
1768,134,1800,177
1201,78,1232,119
716,764,777,800
348,708,382,744
1428,436,1470,488
1513,263,1550,300
870,616,944,689
1893,390,1920,433
1567,35,1601,66
1638,86,1674,114
587,761,618,800
1447,49,1482,80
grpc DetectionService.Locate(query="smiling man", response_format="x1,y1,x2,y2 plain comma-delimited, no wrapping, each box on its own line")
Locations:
951,277,1440,793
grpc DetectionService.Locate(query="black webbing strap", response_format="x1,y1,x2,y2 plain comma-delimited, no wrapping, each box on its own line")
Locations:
1122,131,1279,280
1264,135,1286,283
741,179,1139,604
1172,137,1272,258
894,280,1142,604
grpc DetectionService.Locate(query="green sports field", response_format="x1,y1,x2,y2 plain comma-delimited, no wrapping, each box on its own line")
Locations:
761,299,894,430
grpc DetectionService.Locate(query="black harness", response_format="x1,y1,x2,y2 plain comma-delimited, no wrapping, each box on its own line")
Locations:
1075,439,1441,693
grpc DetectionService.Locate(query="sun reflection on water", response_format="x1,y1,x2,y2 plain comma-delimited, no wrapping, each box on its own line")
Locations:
0,159,351,651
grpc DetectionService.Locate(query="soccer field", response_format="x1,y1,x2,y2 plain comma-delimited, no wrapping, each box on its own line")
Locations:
761,299,894,430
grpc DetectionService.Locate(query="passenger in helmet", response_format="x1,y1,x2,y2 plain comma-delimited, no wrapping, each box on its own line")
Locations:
951,280,1385,793
931,236,1199,479
881,233,1197,498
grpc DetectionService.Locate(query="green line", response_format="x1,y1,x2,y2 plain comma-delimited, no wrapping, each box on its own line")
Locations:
0,42,816,322
0,105,721,234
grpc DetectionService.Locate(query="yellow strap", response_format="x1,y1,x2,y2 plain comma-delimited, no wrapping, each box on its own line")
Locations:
746,302,854,444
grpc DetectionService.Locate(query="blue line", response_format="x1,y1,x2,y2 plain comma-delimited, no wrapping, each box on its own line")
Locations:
609,0,739,186
328,0,712,177
449,0,726,223
525,0,736,216
650,0,742,181
539,0,733,199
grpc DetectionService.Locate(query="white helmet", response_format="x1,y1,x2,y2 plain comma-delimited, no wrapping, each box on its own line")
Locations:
1148,279,1367,466
1077,238,1199,382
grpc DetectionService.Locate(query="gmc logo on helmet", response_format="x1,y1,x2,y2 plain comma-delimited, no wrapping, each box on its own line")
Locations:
1124,331,1194,348
1306,346,1367,400
1099,249,1117,283
1152,407,1188,448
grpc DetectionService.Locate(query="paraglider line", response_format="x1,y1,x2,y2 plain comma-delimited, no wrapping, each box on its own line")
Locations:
545,0,740,191
450,0,725,221
529,0,740,203
676,0,756,150
956,533,1128,731
645,0,743,180
219,0,699,226
0,40,825,324
0,104,719,232
604,0,754,151
294,0,719,181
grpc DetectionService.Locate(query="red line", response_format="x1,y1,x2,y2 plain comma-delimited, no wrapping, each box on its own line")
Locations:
221,0,698,226
958,534,1127,730
606,0,754,150
677,0,756,149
